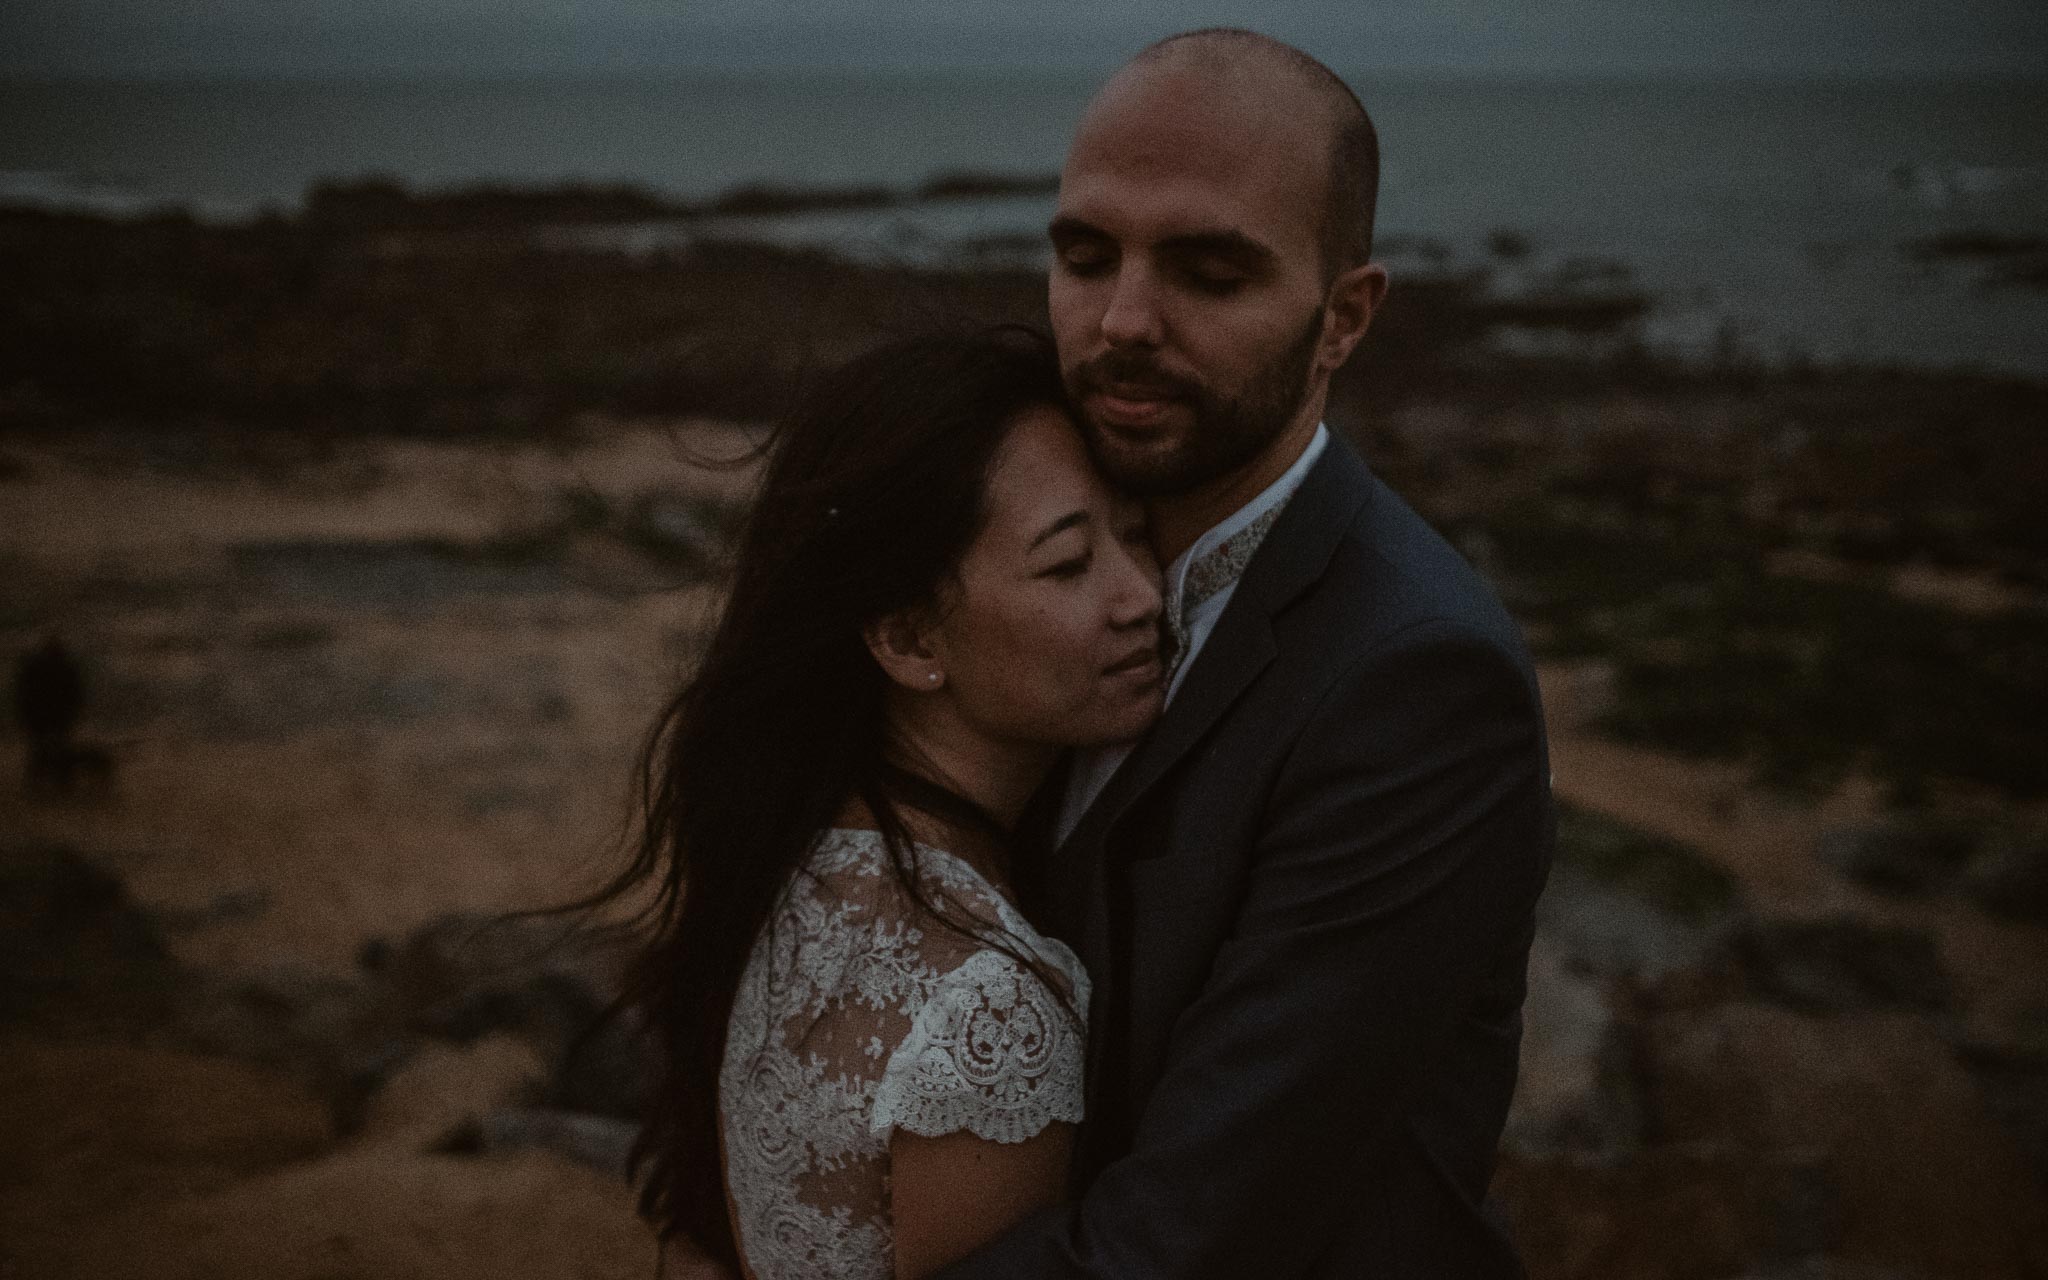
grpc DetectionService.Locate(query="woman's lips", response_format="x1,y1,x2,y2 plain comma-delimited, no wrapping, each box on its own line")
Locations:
1104,644,1163,679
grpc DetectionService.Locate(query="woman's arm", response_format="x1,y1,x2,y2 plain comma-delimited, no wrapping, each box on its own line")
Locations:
891,1121,1076,1280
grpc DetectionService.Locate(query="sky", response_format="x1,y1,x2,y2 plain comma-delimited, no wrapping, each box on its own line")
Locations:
5,0,2047,79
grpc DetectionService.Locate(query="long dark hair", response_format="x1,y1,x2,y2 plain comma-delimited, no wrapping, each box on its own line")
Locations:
597,328,1076,1261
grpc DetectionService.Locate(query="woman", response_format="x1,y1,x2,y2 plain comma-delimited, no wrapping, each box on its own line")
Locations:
607,330,1164,1279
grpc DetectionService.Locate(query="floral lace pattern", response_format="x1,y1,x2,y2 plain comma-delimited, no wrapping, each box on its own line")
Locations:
719,829,1089,1280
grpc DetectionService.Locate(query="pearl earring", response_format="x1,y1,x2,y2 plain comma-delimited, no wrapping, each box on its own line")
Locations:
927,672,940,684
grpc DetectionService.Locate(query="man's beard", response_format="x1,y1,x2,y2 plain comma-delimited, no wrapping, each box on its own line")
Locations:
1066,305,1326,497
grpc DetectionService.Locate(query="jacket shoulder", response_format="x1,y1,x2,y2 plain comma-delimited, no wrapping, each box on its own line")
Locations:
1315,465,1532,673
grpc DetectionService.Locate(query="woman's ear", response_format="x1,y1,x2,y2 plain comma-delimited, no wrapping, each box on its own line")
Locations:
863,611,946,692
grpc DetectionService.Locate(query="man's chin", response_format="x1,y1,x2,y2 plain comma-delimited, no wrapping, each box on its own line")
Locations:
1083,427,1197,496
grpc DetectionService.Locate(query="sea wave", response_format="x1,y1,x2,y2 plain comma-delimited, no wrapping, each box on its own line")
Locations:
0,168,171,216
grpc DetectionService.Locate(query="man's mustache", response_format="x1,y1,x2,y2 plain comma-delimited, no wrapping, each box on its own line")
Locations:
1071,352,1204,402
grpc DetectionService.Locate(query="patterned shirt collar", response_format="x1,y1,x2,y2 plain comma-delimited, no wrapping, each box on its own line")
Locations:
1161,423,1329,674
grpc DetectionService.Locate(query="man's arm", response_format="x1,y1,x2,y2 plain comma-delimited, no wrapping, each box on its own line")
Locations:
933,619,1552,1278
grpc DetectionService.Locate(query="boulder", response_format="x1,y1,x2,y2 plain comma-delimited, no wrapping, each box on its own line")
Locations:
1496,1146,1835,1280
1962,823,2048,925
170,912,653,1130
1504,935,1642,1158
471,1107,640,1180
357,912,655,1122
1536,861,1735,990
355,1033,547,1149
1646,1002,2048,1279
0,842,182,1033
623,490,730,570
1955,1025,2048,1186
172,962,396,1101
1817,815,1980,897
1733,916,1953,1014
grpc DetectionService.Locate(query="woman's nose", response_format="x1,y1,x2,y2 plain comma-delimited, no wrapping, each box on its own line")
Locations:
1110,546,1165,629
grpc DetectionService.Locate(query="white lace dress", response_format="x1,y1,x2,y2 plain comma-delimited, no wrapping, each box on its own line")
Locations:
718,828,1089,1280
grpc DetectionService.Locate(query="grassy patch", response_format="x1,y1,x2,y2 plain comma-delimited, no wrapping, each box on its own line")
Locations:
1553,802,1739,922
1497,505,2048,799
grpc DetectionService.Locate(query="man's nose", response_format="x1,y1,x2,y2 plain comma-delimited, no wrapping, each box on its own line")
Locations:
1100,263,1165,348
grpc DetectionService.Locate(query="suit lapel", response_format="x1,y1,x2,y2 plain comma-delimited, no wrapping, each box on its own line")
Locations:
1049,438,1377,958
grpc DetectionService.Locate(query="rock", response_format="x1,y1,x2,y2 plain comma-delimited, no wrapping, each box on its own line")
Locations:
355,1033,547,1149
173,963,392,1092
1496,1146,1837,1280
1504,936,1642,1158
1733,916,1953,1014
1554,804,1741,925
0,842,183,1033
359,912,654,1121
1817,815,1980,897
154,885,271,933
1542,658,1622,727
623,490,727,569
361,913,625,1034
1646,1002,2048,1278
1536,861,1734,990
1955,1024,2048,1186
413,968,606,1048
1815,814,2048,924
1962,824,2048,925
470,1107,640,1180
548,1001,657,1120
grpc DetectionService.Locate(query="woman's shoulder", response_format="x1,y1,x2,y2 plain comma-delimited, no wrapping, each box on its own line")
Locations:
800,829,1082,988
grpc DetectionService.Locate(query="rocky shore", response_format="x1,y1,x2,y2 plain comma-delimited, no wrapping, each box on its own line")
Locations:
3,183,2044,1279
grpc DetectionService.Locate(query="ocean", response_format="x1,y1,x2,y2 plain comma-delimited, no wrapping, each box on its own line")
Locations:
4,72,2046,377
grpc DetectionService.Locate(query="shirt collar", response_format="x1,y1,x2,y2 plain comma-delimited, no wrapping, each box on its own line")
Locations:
1162,422,1331,593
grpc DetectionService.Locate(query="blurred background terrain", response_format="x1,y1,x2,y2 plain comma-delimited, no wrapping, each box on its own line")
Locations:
3,4,2046,1278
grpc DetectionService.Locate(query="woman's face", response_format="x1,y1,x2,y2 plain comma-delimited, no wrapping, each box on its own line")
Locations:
926,402,1165,748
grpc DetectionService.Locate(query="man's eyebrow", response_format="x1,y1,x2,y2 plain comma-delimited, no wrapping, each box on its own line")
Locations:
1046,215,1106,243
1157,228,1277,268
1029,511,1090,550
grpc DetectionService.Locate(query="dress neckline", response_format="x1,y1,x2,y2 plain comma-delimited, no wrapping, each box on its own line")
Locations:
819,825,1012,897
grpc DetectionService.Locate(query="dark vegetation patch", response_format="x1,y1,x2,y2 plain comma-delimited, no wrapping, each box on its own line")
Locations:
1553,803,1738,923
1487,507,2046,799
1361,370,2048,801
0,184,1650,440
5,183,2044,807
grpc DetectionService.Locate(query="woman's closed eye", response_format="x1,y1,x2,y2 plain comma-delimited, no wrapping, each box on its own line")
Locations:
1042,550,1093,580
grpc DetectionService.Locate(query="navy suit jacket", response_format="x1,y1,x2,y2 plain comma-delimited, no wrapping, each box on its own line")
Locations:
935,434,1553,1279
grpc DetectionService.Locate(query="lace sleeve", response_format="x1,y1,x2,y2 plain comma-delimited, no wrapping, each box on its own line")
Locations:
869,947,1087,1145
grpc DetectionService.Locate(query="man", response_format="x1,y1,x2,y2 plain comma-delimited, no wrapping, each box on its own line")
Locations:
935,29,1553,1278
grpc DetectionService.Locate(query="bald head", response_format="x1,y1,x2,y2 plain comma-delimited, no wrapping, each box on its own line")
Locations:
1119,28,1379,275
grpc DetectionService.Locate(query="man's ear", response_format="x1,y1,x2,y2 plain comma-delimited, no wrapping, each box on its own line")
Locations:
863,611,946,692
1317,261,1389,373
